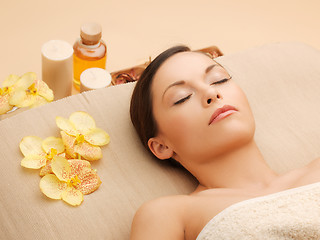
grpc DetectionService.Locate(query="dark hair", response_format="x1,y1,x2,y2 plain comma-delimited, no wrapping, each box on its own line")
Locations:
130,45,191,159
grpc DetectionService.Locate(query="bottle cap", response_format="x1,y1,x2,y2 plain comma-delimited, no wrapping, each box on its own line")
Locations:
80,23,102,45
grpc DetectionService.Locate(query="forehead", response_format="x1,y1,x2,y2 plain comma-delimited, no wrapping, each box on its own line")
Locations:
155,51,213,81
152,51,214,91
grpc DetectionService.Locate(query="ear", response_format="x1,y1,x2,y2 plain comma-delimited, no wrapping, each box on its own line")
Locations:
148,137,174,160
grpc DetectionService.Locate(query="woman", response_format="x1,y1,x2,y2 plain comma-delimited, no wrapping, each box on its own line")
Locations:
129,46,320,239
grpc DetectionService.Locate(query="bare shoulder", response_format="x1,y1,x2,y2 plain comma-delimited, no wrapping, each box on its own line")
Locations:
130,195,188,240
289,157,320,185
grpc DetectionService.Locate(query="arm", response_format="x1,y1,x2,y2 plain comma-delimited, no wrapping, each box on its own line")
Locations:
130,198,185,240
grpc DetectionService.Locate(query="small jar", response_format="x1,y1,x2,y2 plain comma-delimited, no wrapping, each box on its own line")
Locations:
73,23,107,90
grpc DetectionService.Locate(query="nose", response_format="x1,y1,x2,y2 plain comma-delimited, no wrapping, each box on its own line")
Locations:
202,87,222,107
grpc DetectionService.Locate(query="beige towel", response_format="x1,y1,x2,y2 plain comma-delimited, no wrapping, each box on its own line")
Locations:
197,182,320,240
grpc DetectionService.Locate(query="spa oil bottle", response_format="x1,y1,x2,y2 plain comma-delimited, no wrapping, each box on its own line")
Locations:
73,23,107,90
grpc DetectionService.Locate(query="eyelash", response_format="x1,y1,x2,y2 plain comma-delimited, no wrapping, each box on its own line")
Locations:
210,76,232,85
174,95,191,105
173,76,232,105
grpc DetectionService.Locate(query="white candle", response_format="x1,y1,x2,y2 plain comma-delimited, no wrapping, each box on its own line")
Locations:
41,40,73,100
80,68,111,92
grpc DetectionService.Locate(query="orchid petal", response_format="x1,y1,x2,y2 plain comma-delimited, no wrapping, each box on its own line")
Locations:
2,74,20,88
29,95,50,108
0,94,13,114
69,111,96,135
60,131,77,158
61,186,83,206
8,89,26,106
74,141,102,161
42,137,65,154
14,72,36,89
40,174,67,200
84,128,110,146
51,156,71,182
40,162,52,177
18,94,37,107
68,160,91,177
37,80,54,101
20,136,44,157
76,167,102,195
21,154,46,169
56,116,77,136
9,89,36,108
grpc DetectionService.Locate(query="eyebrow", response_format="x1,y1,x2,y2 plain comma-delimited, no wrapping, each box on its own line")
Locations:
205,64,218,74
162,64,218,99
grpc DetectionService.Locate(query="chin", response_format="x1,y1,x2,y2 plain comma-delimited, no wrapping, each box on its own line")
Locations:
229,119,255,145
205,120,256,159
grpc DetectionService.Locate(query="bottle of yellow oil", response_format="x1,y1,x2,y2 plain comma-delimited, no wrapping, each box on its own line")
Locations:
73,23,107,90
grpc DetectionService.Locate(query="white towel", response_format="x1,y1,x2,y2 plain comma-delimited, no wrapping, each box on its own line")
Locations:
197,182,320,240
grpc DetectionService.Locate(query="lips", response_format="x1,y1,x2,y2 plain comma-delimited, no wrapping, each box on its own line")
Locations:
208,105,238,125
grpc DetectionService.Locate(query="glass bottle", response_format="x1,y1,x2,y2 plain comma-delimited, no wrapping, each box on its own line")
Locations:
73,23,107,90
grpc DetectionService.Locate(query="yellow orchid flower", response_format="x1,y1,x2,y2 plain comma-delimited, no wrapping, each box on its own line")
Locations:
20,136,65,176
0,72,54,114
0,74,20,114
39,156,101,206
56,111,110,161
9,72,54,108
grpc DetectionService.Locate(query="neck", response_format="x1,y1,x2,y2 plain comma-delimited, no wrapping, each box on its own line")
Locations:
186,140,278,191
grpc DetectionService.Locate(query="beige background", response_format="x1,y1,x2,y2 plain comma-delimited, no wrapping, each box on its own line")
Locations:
1,0,319,84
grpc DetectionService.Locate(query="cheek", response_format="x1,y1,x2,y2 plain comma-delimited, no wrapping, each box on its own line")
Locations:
156,105,202,148
223,86,256,143
236,90,255,127
164,110,196,136
227,84,254,119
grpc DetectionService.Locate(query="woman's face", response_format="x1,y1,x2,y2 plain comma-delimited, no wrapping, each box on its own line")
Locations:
149,51,255,166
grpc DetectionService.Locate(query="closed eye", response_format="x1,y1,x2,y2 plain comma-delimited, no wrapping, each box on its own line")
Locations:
174,94,191,105
210,76,232,85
